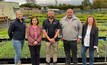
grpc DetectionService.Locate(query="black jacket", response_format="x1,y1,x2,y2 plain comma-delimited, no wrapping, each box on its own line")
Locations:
42,19,61,42
82,24,98,48
8,18,26,40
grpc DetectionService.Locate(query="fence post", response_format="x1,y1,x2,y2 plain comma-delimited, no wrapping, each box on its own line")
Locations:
105,35,107,63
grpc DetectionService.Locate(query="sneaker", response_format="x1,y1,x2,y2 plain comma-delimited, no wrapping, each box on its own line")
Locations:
17,60,21,65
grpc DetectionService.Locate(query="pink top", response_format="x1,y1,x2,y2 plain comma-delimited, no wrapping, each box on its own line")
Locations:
32,25,38,39
26,25,42,46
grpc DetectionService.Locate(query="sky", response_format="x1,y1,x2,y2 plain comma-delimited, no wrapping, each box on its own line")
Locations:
5,0,93,5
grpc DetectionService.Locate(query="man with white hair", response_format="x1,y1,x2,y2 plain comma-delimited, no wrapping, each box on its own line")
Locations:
8,10,26,65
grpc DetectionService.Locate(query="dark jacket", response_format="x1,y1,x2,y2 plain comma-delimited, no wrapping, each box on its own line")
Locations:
8,18,26,40
42,19,61,42
82,24,98,48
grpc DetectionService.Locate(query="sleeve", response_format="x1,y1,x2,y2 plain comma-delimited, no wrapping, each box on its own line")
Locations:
77,19,82,39
94,27,98,46
81,24,85,44
8,22,15,39
59,19,63,37
42,21,46,30
37,26,43,43
56,20,61,30
26,26,35,45
82,24,85,38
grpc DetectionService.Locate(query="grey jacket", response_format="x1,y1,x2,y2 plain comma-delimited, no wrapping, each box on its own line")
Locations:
60,15,82,41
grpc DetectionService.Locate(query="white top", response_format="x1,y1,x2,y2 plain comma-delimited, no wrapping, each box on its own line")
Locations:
84,25,92,47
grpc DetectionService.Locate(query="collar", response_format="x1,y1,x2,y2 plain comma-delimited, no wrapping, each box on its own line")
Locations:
16,18,24,23
64,15,77,21
47,18,56,23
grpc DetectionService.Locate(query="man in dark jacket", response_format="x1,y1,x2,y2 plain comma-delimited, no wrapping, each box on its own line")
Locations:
8,10,26,65
42,10,61,65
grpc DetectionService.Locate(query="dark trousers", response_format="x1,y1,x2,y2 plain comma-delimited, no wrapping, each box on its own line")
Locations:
29,45,41,65
63,40,78,65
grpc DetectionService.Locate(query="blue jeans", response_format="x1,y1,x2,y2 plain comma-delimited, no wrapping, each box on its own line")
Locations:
12,39,24,65
81,46,94,65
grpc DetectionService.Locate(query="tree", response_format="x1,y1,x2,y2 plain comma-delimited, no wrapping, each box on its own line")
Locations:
0,0,4,1
20,3,41,9
82,0,91,10
93,0,107,10
93,0,101,10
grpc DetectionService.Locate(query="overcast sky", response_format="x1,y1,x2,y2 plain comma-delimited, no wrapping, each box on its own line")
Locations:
5,0,93,5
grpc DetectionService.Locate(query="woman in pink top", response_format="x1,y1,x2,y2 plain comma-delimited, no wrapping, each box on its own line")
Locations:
26,17,42,65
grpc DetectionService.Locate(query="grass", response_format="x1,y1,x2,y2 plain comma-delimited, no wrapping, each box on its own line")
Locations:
0,28,9,38
0,40,106,58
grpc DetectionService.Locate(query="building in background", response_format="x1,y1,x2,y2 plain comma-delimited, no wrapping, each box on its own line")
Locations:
0,2,19,19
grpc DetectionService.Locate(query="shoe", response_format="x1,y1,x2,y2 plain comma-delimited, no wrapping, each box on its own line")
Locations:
53,62,57,65
17,60,21,65
46,62,50,65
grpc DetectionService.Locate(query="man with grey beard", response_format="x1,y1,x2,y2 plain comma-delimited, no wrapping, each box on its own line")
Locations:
42,10,61,65
60,9,82,65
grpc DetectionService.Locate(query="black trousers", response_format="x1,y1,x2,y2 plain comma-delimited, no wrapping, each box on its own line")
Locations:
63,40,78,65
29,45,41,65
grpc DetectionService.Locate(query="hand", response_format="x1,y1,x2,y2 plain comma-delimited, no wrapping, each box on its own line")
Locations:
60,37,63,41
33,41,38,45
77,38,81,43
94,46,98,50
49,38,55,43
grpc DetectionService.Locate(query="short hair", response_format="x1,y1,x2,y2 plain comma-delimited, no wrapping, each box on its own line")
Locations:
15,10,22,15
48,10,54,14
66,8,73,13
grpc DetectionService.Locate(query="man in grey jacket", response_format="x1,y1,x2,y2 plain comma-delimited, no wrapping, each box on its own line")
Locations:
60,9,82,65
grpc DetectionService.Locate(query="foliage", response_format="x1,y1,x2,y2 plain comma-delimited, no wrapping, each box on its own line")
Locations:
20,3,41,9
0,40,106,58
0,12,107,38
0,0,3,1
82,0,92,10
93,0,107,10
0,28,9,38
47,4,83,10
20,0,107,10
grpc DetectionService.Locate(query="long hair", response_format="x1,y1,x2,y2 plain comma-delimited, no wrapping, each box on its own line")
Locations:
85,16,96,27
30,16,39,25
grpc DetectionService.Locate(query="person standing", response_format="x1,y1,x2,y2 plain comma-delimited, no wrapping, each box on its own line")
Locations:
42,10,61,65
81,16,98,65
8,10,26,65
26,17,42,65
60,9,82,65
